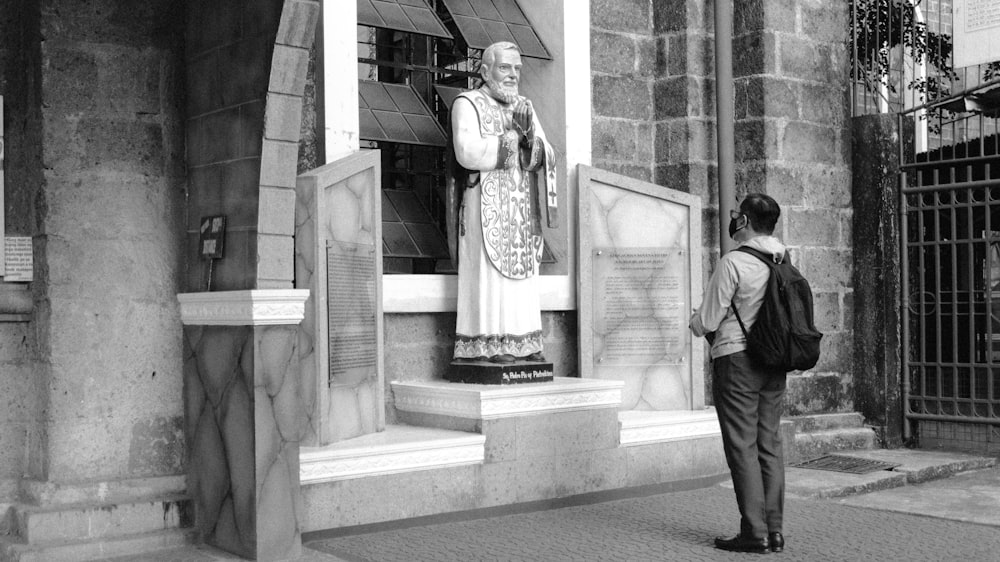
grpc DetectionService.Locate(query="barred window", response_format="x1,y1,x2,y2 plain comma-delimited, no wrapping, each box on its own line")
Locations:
356,0,549,274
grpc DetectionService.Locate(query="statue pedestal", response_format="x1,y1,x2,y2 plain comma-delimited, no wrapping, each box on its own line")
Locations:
446,360,553,384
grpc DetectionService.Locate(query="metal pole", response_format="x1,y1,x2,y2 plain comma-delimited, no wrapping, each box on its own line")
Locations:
714,0,736,255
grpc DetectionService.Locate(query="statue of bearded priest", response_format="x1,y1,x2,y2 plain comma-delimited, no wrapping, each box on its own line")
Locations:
446,41,558,365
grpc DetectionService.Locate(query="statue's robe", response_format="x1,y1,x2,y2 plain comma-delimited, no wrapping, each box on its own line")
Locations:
449,87,557,359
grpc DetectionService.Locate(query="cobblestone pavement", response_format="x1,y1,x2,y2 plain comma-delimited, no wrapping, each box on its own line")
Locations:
303,479,1000,562
102,469,1000,562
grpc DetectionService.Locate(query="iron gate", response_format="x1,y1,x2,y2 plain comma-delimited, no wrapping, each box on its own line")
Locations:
900,108,1000,449
847,0,1000,450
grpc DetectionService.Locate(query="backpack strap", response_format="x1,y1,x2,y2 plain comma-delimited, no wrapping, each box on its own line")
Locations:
729,246,780,339
734,245,784,265
731,300,749,338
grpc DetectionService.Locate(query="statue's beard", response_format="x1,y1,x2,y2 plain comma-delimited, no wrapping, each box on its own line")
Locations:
485,77,519,104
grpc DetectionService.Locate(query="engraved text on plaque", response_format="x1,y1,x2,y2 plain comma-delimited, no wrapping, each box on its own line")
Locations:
593,248,688,366
327,241,377,383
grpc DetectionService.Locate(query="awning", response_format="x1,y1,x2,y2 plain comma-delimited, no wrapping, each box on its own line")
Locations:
358,80,449,146
439,0,550,59
358,0,549,60
382,189,451,259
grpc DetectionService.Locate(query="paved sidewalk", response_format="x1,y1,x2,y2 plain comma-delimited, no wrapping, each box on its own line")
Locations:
102,449,999,562
305,471,1000,562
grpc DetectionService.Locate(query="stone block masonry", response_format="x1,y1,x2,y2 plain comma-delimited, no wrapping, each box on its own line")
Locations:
36,0,188,483
733,0,854,413
590,0,657,183
590,0,853,416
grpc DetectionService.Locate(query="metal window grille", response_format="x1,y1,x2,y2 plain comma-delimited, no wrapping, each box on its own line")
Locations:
358,0,481,274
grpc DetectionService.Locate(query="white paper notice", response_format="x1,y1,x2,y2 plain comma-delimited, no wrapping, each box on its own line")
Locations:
3,237,32,282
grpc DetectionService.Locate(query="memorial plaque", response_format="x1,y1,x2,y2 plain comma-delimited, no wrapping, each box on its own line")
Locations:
297,150,384,445
578,165,704,411
593,248,688,366
327,240,378,383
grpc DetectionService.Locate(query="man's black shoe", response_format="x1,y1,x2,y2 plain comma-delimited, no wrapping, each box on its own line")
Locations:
714,534,769,554
768,532,784,553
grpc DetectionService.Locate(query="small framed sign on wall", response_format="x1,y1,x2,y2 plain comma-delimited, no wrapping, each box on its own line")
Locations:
199,215,226,259
199,215,226,291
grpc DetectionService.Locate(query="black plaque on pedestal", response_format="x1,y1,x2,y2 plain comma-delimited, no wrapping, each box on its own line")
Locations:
447,360,554,385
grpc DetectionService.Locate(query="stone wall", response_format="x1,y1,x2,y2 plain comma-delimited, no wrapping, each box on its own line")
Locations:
185,1,282,291
852,114,907,446
590,0,658,182
733,0,854,414
590,0,716,213
591,0,855,415
0,0,45,490
591,0,717,400
33,0,187,482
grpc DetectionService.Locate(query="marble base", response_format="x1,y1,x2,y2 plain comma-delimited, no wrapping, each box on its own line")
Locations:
392,377,623,420
300,425,484,484
618,408,721,446
446,360,554,385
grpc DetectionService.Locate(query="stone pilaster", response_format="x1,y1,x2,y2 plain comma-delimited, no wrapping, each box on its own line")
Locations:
179,289,309,561
733,0,854,413
851,114,909,446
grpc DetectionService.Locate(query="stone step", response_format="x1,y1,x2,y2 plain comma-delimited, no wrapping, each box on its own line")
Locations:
18,476,186,506
15,495,190,544
787,412,866,432
837,449,998,485
300,424,485,484
0,528,193,562
784,372,846,414
791,427,877,464
618,409,720,447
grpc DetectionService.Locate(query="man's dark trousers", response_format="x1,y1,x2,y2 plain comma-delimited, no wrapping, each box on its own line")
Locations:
712,351,787,539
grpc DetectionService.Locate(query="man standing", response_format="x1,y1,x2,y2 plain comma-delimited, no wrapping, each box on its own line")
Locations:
689,193,787,554
449,41,557,364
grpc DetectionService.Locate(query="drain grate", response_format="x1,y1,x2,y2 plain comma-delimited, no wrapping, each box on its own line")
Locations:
791,454,901,474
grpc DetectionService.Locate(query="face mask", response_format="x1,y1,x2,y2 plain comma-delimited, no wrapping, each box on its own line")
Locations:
728,215,747,238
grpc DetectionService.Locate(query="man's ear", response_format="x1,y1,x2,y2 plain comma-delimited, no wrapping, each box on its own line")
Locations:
737,215,748,230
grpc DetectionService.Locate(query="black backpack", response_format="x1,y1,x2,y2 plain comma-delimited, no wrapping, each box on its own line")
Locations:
731,247,822,372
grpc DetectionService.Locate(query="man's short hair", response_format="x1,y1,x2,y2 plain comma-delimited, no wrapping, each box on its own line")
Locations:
481,41,520,73
740,193,780,235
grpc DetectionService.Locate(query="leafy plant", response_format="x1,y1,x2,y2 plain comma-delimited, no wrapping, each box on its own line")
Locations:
850,0,957,109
